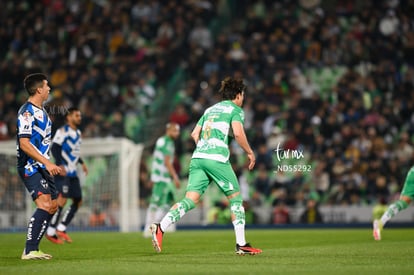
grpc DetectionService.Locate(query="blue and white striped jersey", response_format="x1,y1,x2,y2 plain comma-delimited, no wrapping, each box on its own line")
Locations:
52,124,82,177
17,102,52,176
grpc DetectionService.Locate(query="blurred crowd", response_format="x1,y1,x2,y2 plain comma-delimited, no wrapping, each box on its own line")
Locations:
0,0,219,139
1,0,414,223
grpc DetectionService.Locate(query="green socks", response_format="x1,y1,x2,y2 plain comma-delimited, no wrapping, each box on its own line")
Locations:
381,200,409,226
166,198,195,224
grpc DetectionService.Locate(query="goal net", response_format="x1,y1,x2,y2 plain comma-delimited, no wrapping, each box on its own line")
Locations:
0,138,143,233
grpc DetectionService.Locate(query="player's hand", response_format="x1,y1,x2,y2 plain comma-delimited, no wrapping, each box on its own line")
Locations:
82,163,88,176
174,178,180,189
247,152,256,171
58,165,67,176
46,163,62,176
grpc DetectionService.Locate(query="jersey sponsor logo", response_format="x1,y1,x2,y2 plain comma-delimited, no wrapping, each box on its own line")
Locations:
27,217,34,240
40,178,48,189
34,109,44,122
23,111,32,121
42,137,51,146
217,181,234,191
18,112,33,135
19,123,32,135
203,119,213,139
207,104,234,114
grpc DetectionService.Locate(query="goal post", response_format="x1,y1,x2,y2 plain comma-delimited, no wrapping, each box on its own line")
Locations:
0,137,143,233
78,138,144,232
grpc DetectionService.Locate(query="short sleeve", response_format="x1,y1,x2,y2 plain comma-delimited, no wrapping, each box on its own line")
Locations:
17,110,34,138
231,108,244,124
52,128,65,145
196,115,204,127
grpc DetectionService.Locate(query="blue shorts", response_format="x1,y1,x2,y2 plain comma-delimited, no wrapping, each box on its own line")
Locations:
55,175,82,199
19,168,58,201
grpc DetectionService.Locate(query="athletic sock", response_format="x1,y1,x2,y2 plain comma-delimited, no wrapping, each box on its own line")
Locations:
47,206,62,236
230,200,246,246
60,203,79,228
49,206,62,227
25,208,50,253
381,200,409,226
155,205,168,222
144,204,157,231
160,198,195,232
47,226,56,236
57,224,67,232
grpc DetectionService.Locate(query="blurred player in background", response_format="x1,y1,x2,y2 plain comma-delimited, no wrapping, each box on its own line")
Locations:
373,165,414,240
46,107,88,244
143,122,181,237
372,196,387,222
18,73,62,259
150,77,262,255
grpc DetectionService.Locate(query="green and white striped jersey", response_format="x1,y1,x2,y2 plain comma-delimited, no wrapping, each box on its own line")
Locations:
192,100,244,163
150,135,175,183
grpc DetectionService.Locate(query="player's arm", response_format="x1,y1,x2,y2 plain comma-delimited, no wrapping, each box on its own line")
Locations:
191,125,202,144
77,132,88,175
51,143,63,165
19,137,61,175
51,130,67,176
231,121,255,170
164,155,180,188
191,116,204,144
78,158,88,176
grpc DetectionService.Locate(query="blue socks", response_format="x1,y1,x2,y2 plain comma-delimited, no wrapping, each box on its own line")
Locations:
25,208,50,253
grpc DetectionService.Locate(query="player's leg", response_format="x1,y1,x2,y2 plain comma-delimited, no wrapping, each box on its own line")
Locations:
206,160,262,255
46,194,66,244
159,159,208,231
151,193,197,253
20,171,56,259
52,195,66,228
46,176,66,244
143,182,166,237
374,168,414,240
381,196,411,225
228,193,261,255
161,189,176,233
151,159,207,252
144,204,158,237
373,195,411,241
56,177,82,243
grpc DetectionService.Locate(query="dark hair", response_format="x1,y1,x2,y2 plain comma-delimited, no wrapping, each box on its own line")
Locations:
66,107,80,117
23,73,48,96
218,77,246,100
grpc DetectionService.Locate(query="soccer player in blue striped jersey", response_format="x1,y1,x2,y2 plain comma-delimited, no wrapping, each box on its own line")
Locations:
46,107,88,244
17,73,62,260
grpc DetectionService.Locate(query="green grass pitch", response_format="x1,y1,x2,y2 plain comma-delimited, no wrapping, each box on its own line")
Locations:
1,228,413,274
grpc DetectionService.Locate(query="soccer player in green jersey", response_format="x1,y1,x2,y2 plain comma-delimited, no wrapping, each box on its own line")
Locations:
150,77,262,255
143,122,181,237
373,165,414,240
